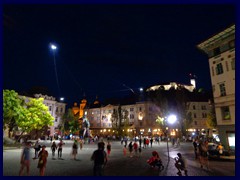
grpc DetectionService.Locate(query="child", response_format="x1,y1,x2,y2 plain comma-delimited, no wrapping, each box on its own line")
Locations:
147,151,164,170
123,145,127,156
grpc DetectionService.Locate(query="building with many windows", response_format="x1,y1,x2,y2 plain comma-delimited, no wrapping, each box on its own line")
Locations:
79,82,211,138
197,24,235,150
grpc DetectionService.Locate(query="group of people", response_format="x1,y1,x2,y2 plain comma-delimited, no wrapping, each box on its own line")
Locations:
19,141,48,176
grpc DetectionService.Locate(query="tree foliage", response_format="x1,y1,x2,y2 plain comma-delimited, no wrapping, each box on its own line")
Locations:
17,97,54,135
61,108,79,135
3,89,54,140
206,104,217,129
3,90,24,137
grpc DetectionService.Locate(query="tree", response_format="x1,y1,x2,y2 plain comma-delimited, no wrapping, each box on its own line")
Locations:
61,108,79,136
147,85,191,137
206,103,217,137
3,89,25,138
16,97,54,141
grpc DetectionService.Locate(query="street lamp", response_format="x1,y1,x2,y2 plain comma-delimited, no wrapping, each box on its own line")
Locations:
166,114,177,162
50,43,61,98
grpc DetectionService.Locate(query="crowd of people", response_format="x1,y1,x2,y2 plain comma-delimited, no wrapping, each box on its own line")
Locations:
17,135,225,176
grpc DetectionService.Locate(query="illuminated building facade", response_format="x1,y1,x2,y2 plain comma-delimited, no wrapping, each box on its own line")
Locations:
197,25,235,149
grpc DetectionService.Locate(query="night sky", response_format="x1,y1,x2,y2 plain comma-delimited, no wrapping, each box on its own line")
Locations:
3,4,235,107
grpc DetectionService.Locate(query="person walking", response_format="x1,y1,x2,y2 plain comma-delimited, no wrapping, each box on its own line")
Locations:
198,140,209,169
19,141,32,176
106,141,111,157
128,141,133,157
91,142,108,176
33,140,41,159
72,140,78,160
57,139,65,159
37,145,48,176
193,139,198,159
51,141,57,159
133,141,138,156
123,145,127,156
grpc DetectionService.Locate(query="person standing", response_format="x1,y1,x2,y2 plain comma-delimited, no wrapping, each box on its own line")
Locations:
37,145,48,176
150,137,153,148
91,142,108,176
57,139,65,159
106,141,111,157
51,141,57,159
139,137,142,148
19,141,32,176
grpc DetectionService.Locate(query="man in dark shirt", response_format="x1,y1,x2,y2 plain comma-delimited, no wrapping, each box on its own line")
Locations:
91,142,108,176
174,153,188,176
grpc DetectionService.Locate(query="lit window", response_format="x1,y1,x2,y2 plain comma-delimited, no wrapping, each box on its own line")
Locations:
221,106,231,120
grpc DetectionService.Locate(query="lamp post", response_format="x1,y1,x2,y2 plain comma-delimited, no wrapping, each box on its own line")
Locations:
50,43,63,100
166,114,177,162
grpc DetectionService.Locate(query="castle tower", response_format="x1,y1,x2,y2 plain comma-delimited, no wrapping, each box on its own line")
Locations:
189,73,196,89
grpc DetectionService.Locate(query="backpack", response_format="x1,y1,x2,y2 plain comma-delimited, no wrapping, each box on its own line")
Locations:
93,150,105,165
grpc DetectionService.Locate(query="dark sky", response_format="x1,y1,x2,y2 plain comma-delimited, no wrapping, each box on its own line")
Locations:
3,4,235,107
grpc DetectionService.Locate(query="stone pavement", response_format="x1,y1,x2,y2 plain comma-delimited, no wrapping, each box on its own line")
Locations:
3,140,235,176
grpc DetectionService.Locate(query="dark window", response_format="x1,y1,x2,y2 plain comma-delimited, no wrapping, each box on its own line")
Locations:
219,83,226,96
139,107,142,111
194,113,197,118
216,63,224,75
55,117,58,122
130,108,134,111
194,121,197,125
193,105,196,110
130,114,134,119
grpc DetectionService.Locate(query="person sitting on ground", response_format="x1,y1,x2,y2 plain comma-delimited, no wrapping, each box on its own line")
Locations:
147,151,163,169
174,153,188,176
